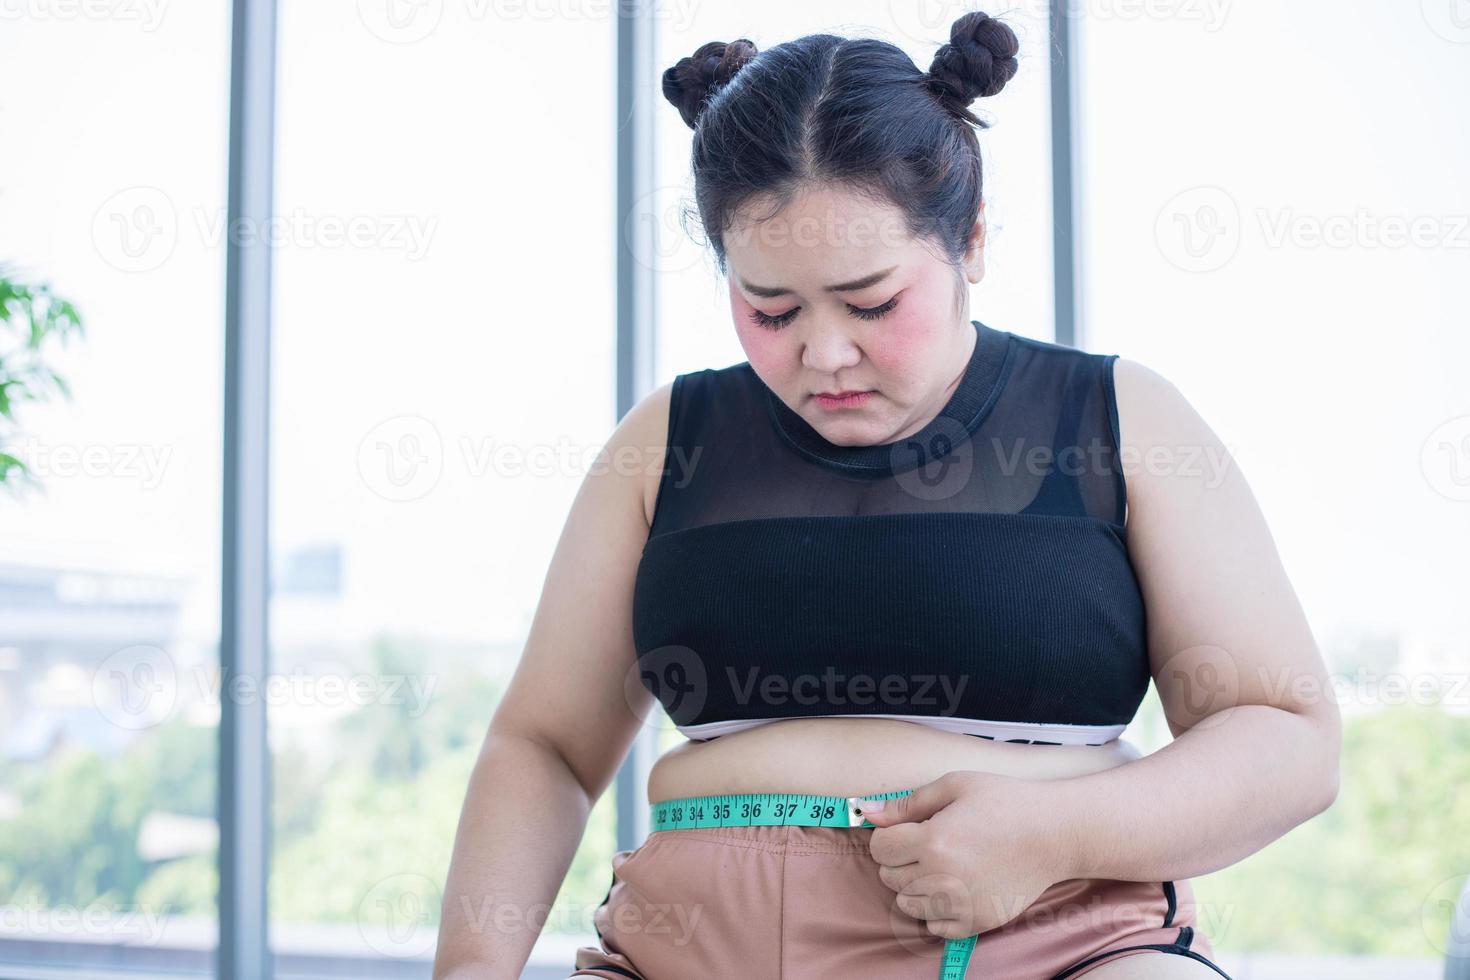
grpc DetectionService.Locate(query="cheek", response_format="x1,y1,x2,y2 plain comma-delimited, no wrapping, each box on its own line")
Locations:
728,279,788,368
862,301,935,376
867,266,963,373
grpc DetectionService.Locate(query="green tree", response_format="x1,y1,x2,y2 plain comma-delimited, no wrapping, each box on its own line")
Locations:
0,266,84,495
1196,704,1470,956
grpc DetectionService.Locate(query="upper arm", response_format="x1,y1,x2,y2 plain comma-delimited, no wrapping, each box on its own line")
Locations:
1111,357,1341,745
484,380,675,801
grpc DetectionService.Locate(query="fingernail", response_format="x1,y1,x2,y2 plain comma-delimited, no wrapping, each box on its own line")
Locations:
857,798,885,812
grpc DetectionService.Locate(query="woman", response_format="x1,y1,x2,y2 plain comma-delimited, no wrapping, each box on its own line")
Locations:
432,12,1341,980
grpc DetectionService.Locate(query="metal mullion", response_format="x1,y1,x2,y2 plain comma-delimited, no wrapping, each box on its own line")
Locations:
1050,0,1084,349
613,0,658,855
219,0,277,976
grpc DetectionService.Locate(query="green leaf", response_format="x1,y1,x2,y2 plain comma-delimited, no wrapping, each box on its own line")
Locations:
46,368,72,400
56,299,84,337
0,269,85,410
0,451,30,480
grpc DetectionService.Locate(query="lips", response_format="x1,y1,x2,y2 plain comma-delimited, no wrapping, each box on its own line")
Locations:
813,389,874,409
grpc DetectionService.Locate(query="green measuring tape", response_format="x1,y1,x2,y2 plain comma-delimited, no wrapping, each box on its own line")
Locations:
648,789,978,979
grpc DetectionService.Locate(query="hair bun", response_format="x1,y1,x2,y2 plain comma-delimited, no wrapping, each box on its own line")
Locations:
926,10,1019,110
662,39,759,130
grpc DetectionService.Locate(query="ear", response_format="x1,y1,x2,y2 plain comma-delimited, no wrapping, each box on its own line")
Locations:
961,200,987,284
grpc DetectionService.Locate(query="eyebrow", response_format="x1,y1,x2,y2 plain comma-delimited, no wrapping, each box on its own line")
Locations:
737,265,898,298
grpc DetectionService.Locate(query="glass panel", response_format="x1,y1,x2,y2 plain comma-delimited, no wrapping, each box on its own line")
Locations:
268,1,615,970
0,4,231,973
1081,2,1470,964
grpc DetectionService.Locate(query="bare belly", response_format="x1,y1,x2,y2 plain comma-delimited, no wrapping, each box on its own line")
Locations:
646,717,1142,804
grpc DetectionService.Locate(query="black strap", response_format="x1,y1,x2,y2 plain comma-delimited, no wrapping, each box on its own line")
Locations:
1049,926,1234,980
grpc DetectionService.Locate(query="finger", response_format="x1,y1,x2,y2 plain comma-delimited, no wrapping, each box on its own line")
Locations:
866,821,927,867
894,890,969,923
856,772,965,826
893,892,972,939
876,859,928,894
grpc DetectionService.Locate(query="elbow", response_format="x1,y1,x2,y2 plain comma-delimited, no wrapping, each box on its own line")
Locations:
1304,700,1343,817
1312,754,1340,816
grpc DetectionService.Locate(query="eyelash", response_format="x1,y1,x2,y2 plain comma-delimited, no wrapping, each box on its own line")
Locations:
748,295,900,331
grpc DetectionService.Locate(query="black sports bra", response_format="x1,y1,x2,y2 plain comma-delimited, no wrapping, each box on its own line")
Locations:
631,319,1149,746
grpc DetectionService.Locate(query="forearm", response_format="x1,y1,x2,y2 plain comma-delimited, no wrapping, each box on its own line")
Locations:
1053,704,1340,883
433,731,593,979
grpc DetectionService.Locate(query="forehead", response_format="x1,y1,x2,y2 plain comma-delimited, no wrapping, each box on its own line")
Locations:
724,184,931,287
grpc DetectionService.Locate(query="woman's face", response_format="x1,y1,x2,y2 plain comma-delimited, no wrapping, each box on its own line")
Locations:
724,183,986,448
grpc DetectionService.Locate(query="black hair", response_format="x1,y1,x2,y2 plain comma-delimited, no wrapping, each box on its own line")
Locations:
661,10,1020,282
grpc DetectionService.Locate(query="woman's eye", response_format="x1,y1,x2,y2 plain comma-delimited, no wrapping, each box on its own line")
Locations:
848,296,899,321
750,307,799,330
747,295,898,330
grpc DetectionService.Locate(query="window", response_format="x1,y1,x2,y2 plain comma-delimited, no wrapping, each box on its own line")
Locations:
0,4,231,972
266,0,616,969
1080,2,1470,962
3,2,1462,976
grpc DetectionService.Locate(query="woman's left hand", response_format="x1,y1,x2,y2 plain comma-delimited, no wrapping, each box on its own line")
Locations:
855,770,1078,939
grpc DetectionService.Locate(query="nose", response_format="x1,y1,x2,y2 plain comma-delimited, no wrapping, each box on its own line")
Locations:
800,317,862,376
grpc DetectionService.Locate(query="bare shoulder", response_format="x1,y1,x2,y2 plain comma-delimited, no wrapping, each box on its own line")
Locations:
1108,355,1230,515
612,380,675,529
1110,355,1211,441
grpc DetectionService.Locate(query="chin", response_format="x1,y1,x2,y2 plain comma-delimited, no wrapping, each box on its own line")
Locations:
806,414,881,446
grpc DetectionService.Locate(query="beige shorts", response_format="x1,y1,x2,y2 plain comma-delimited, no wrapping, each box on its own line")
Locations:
569,823,1229,980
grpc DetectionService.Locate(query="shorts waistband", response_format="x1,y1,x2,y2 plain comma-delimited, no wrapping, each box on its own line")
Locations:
642,823,877,855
